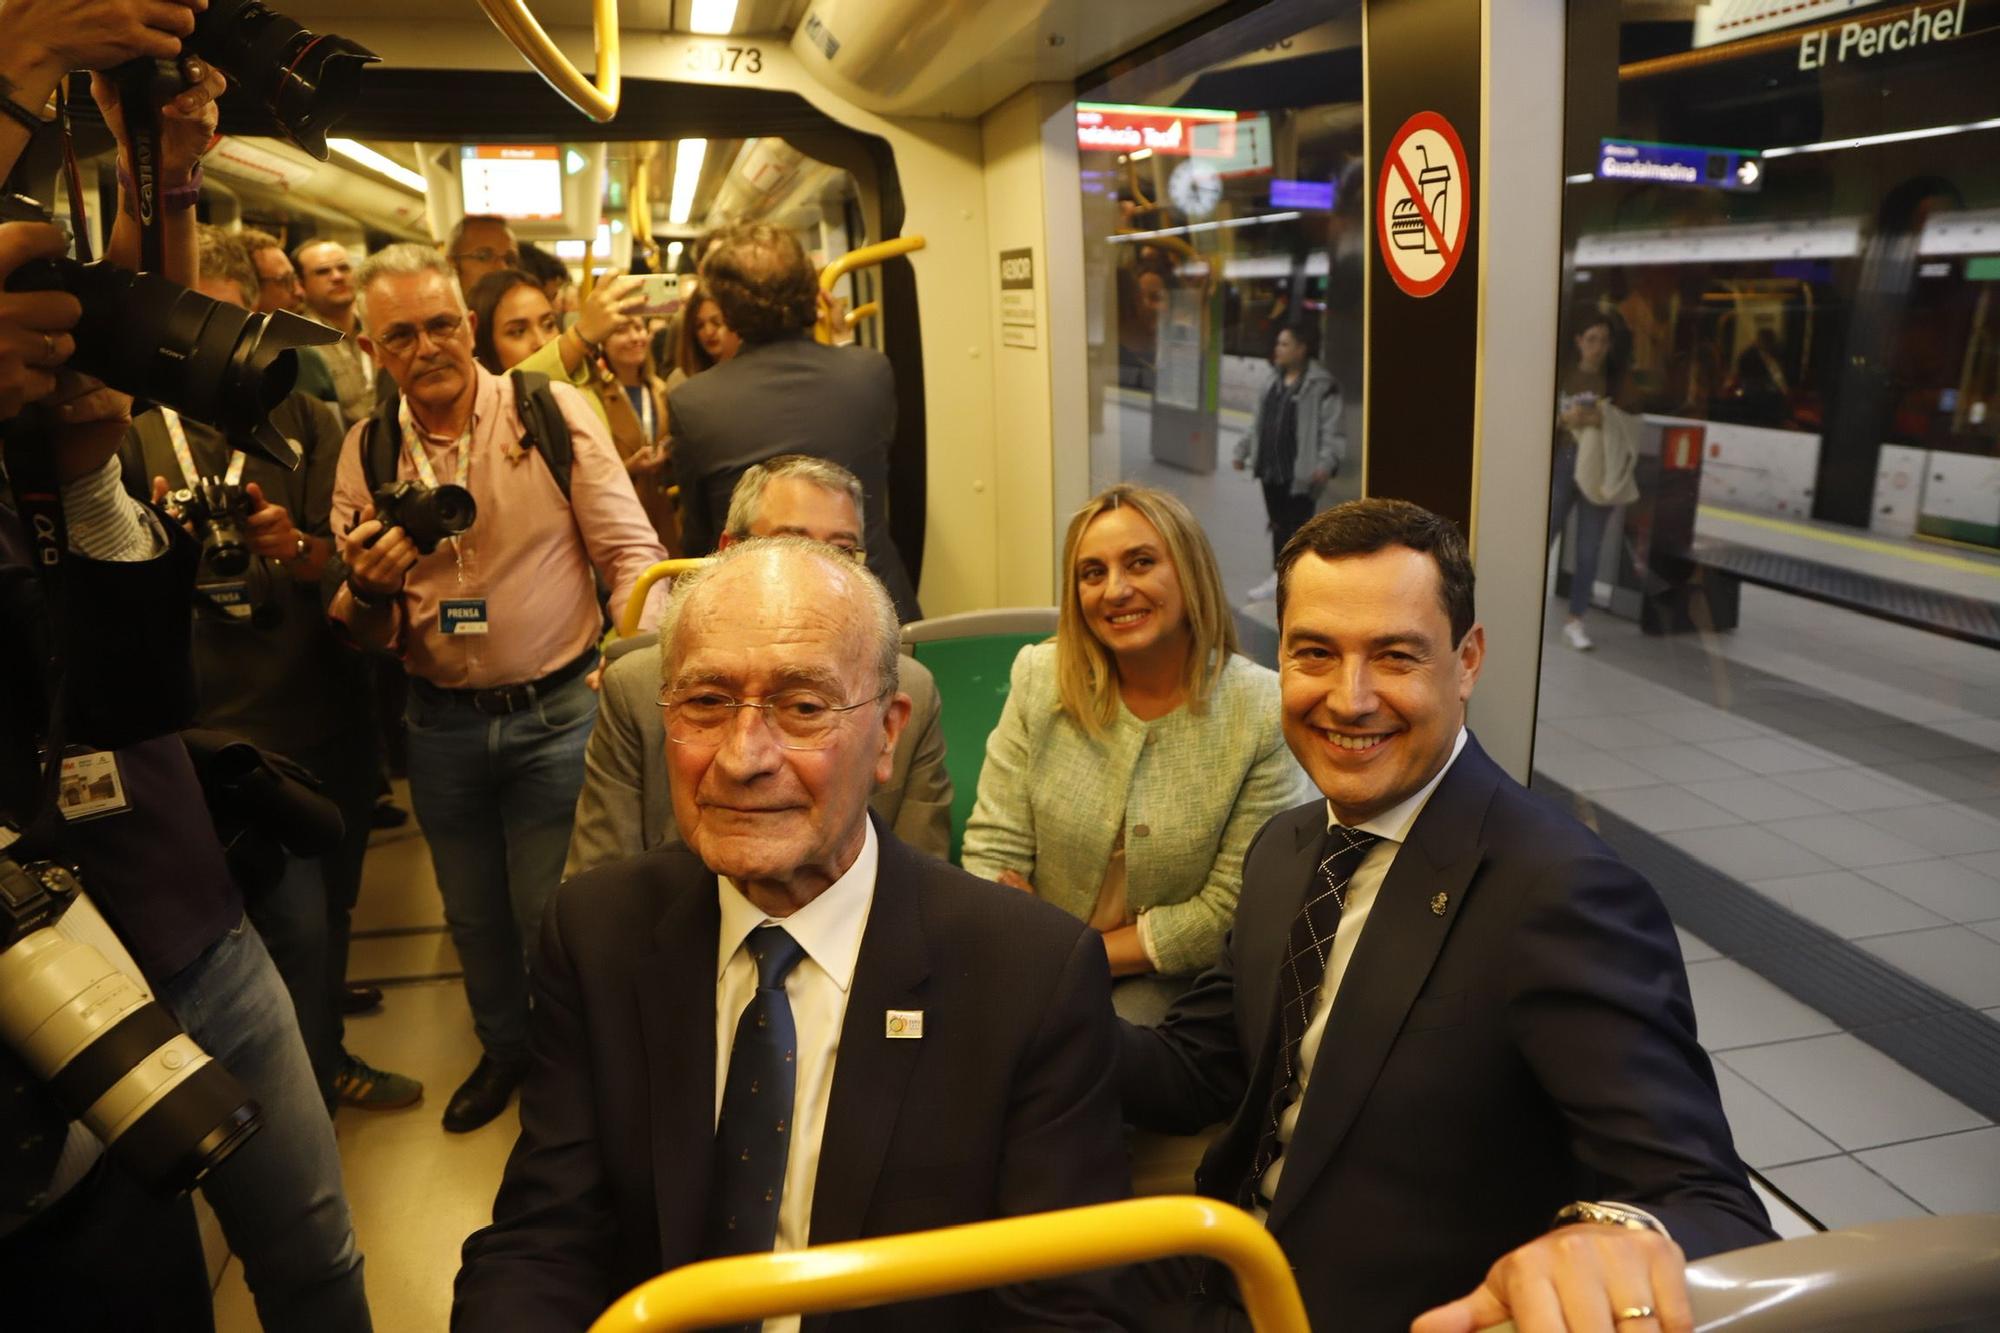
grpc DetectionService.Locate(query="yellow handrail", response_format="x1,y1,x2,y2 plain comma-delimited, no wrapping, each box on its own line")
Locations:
619,557,711,637
844,300,880,328
814,235,926,343
476,0,622,123
589,1196,1309,1333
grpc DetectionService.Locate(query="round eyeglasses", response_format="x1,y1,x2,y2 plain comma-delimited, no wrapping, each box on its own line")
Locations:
659,687,888,751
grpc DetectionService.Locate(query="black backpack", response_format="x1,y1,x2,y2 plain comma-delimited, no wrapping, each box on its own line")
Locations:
361,369,573,501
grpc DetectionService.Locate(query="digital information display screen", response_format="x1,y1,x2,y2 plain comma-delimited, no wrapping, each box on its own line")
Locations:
460,145,565,220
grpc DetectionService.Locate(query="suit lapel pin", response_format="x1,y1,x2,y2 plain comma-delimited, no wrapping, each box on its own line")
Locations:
885,1009,924,1039
1430,892,1449,917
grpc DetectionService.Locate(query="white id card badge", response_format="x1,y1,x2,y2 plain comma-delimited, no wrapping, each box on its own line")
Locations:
57,750,130,822
439,598,490,636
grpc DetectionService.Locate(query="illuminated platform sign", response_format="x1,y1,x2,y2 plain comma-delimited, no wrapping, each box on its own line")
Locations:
1597,139,1763,192
1271,178,1337,210
1076,103,1238,158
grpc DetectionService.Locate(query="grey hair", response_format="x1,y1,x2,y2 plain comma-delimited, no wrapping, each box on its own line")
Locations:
659,536,900,698
354,243,461,327
723,455,868,539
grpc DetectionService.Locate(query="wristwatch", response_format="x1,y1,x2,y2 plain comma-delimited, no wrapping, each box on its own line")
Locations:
292,533,310,561
1552,1201,1670,1238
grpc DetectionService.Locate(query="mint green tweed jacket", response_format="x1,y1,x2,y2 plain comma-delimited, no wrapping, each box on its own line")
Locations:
961,642,1314,976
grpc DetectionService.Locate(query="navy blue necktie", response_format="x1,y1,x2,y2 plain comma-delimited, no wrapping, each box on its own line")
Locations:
703,925,808,1262
1244,825,1380,1206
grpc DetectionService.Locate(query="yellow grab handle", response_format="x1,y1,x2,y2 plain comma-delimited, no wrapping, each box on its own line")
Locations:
589,1196,1309,1333
844,300,880,329
815,235,925,343
476,0,621,123
619,557,710,637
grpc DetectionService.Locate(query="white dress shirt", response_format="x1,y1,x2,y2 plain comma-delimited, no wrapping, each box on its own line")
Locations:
1258,727,1468,1209
714,820,879,1333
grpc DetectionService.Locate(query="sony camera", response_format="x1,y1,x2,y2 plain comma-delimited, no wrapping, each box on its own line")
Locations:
373,480,477,555
165,477,254,578
0,848,260,1195
187,1,378,161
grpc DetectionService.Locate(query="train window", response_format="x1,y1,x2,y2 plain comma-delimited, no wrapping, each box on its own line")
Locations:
1076,0,1365,662
1537,3,2000,1231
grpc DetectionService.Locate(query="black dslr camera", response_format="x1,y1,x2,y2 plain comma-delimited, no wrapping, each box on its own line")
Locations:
0,847,260,1194
187,1,378,160
0,196,340,470
165,477,254,577
373,481,477,555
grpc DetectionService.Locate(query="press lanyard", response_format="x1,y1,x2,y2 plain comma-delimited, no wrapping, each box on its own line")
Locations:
161,408,245,486
398,398,474,580
630,385,654,440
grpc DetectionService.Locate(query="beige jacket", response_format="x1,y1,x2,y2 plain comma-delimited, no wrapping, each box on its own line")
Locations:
961,642,1313,976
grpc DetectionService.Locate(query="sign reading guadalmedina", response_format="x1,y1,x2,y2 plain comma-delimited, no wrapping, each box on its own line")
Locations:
1798,0,1965,69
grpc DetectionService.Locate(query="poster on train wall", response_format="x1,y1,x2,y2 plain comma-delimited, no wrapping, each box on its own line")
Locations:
1375,111,1470,298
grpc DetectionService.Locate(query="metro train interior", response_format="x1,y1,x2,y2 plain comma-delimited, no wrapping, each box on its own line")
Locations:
7,0,1999,1328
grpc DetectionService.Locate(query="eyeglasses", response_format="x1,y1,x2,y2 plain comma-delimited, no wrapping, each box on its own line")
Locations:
451,247,520,269
659,686,887,751
376,312,466,357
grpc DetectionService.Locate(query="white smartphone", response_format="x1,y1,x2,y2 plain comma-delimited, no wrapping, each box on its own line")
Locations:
632,273,682,317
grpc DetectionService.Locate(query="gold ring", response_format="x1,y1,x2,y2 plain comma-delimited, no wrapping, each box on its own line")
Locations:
41,332,56,363
1615,1307,1656,1322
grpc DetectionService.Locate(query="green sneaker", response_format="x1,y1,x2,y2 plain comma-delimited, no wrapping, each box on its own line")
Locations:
332,1053,423,1110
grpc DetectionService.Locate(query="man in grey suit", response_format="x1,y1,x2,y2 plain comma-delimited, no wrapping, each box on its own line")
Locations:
668,220,922,621
566,456,952,877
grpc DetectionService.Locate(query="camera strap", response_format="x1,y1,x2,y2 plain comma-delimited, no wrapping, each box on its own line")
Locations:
0,416,77,844
160,409,245,487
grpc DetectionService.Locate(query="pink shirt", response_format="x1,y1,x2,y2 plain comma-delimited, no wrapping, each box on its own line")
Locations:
330,365,668,688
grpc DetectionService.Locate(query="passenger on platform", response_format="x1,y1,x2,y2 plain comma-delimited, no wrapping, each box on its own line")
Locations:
329,244,669,1133
962,485,1311,1024
667,220,922,622
566,456,952,878
467,269,677,547
1548,308,1637,653
295,238,381,427
1118,498,1773,1333
238,227,340,405
119,225,421,1114
455,539,1131,1331
663,292,739,391
1232,320,1344,604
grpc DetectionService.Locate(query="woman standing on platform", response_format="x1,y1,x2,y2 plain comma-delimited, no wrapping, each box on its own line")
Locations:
1548,308,1639,651
962,485,1312,1024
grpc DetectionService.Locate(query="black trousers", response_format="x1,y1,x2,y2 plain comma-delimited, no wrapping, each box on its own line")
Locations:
1260,481,1316,564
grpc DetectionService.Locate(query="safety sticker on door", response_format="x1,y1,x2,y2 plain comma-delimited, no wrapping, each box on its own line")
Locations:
1375,111,1469,298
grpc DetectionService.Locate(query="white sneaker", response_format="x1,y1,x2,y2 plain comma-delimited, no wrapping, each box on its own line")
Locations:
1245,573,1279,602
1562,619,1594,651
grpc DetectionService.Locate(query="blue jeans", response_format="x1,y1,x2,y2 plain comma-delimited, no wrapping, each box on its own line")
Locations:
1549,441,1616,619
405,669,597,1063
158,916,371,1333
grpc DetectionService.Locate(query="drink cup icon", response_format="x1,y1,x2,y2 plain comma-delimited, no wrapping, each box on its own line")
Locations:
1390,144,1451,255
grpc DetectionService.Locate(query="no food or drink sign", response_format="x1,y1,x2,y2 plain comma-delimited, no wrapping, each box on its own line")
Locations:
1375,111,1470,298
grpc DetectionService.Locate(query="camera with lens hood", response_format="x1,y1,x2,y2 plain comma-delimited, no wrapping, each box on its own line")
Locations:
373,480,477,555
0,195,342,472
186,1,378,161
165,477,255,578
0,848,261,1195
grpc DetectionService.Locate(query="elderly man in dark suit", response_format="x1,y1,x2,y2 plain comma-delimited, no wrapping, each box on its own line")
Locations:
565,455,951,880
456,538,1130,1331
667,221,921,621
1119,499,1772,1333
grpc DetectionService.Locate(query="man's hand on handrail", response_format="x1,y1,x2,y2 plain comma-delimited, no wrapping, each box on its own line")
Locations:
1411,1224,1692,1333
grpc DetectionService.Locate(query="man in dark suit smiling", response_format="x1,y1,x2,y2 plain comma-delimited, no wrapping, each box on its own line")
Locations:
1119,499,1772,1333
455,538,1130,1332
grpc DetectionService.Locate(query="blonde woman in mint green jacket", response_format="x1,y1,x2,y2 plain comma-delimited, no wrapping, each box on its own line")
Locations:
962,485,1313,1022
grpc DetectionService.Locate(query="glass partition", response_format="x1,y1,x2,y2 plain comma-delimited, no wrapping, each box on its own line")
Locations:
1537,1,2000,1232
1077,0,1366,662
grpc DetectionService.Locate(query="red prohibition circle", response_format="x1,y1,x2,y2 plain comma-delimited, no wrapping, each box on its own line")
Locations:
1375,110,1470,298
